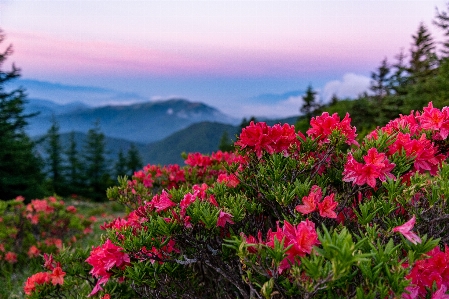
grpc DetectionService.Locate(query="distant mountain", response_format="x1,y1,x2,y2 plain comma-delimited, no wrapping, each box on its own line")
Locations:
26,98,240,143
25,98,90,117
34,114,303,168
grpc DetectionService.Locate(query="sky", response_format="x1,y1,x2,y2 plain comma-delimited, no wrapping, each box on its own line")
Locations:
0,0,448,118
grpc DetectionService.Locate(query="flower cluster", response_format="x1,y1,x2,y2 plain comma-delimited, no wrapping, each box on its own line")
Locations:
307,112,358,145
295,185,338,218
343,148,396,188
85,239,130,296
24,254,66,296
403,245,449,298
235,122,300,158
242,220,319,273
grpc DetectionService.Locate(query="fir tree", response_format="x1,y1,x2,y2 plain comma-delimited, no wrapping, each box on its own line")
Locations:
433,3,449,57
114,149,128,179
370,57,391,102
0,29,45,200
408,23,438,85
240,116,257,131
126,144,143,176
83,122,111,201
218,131,234,152
300,84,320,121
389,49,409,95
45,116,64,194
64,132,83,196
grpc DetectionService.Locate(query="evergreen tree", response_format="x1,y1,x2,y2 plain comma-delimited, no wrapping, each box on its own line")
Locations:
370,57,391,102
45,116,64,194
83,122,111,201
126,143,143,176
0,29,45,200
114,149,128,179
408,23,438,85
240,116,257,131
300,84,320,121
433,3,449,57
64,132,83,196
389,49,409,95
218,131,234,152
329,94,339,106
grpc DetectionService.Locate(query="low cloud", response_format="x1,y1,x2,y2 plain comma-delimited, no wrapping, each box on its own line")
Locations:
322,73,370,103
237,96,305,119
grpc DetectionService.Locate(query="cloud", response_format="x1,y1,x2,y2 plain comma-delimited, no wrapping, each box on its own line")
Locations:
18,79,148,106
238,95,305,119
321,73,370,103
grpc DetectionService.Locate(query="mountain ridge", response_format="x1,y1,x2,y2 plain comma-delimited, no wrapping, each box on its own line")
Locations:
26,98,240,143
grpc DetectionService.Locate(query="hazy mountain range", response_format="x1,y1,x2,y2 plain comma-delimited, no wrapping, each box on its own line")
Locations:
27,98,298,166
26,98,239,143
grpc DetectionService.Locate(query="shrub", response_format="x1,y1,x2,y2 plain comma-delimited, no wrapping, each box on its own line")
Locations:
24,102,449,298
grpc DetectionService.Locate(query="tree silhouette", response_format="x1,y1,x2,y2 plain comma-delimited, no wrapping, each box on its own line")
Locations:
370,57,391,102
45,116,64,194
0,29,45,200
126,143,143,176
300,84,319,121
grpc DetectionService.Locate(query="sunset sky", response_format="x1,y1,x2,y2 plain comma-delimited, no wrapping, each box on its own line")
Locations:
0,0,447,118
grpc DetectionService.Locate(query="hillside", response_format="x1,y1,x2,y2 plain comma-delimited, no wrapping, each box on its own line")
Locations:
26,98,239,143
34,121,241,167
143,121,241,165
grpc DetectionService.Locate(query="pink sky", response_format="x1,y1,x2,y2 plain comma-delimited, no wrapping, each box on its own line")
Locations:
0,0,447,117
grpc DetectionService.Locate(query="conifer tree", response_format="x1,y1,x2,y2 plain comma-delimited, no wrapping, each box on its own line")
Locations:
45,116,64,194
408,23,438,84
300,84,319,121
0,29,45,200
240,116,257,131
126,143,143,177
433,3,449,57
218,131,234,152
389,49,409,95
83,122,111,201
114,149,128,179
64,132,83,196
370,57,391,102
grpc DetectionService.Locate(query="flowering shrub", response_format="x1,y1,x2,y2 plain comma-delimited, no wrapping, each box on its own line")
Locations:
0,196,95,265
23,102,449,298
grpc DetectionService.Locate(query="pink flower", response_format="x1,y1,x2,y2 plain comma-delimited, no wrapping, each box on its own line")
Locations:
432,285,449,299
235,121,271,158
43,253,55,270
317,193,338,218
66,205,77,213
28,245,40,258
307,112,358,145
266,220,320,273
419,102,449,140
402,285,419,299
151,190,176,213
24,272,50,295
86,239,130,296
343,149,395,188
295,185,322,215
217,211,234,227
51,266,66,286
217,173,239,188
5,251,17,264
392,216,421,245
